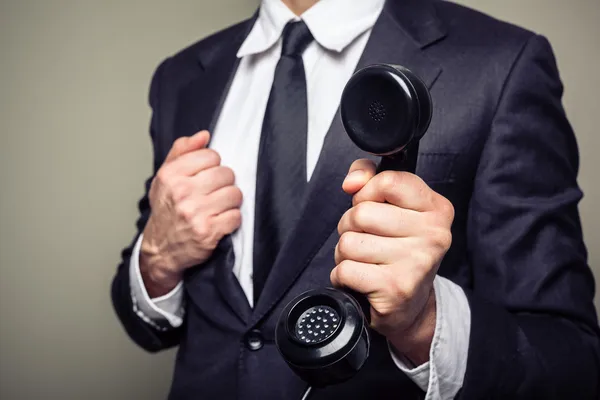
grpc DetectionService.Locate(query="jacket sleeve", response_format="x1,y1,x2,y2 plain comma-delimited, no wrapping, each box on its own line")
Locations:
110,58,183,353
457,34,600,399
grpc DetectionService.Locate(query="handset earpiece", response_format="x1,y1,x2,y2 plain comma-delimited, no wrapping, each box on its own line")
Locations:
275,64,433,391
342,64,432,174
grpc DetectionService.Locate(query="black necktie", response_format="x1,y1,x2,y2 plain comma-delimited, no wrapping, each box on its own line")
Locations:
253,21,314,303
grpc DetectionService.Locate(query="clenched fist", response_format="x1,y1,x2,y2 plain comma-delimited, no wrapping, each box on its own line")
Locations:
331,159,454,365
140,130,243,297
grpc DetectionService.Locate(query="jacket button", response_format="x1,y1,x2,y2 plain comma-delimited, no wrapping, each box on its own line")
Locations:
245,329,264,351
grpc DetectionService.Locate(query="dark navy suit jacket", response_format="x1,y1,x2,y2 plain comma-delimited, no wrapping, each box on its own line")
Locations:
112,0,600,398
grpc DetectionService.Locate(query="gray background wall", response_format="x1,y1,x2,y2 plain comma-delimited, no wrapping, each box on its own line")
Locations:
0,1,598,399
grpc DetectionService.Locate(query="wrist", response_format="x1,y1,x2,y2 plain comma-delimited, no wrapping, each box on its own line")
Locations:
389,288,436,366
139,235,182,298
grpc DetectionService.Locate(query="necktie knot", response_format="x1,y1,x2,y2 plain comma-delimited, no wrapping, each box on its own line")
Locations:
281,21,314,57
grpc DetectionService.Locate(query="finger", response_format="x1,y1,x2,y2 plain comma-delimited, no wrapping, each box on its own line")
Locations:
342,159,377,195
211,208,242,236
330,260,385,295
166,148,221,177
191,166,235,194
335,231,414,265
204,185,243,215
337,201,423,237
165,130,211,163
353,170,435,211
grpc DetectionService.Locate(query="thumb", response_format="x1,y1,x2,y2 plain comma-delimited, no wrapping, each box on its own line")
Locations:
342,159,377,195
165,130,211,162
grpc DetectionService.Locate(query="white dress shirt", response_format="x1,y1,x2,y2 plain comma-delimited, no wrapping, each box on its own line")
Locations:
129,0,471,398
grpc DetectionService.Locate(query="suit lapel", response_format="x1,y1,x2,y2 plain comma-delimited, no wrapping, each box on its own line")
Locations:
182,16,257,324
252,0,446,323
175,17,256,138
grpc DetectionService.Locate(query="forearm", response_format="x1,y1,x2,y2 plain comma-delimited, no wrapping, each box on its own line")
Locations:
111,57,185,352
111,212,184,351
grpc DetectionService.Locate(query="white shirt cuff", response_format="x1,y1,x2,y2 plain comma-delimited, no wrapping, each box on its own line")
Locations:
388,275,471,400
129,234,185,329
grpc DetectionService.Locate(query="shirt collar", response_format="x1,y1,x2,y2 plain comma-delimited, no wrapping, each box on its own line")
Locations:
237,0,385,57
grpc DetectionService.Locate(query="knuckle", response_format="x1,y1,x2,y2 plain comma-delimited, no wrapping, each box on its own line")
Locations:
334,243,341,264
337,232,356,258
373,302,394,318
233,186,244,204
175,201,195,222
229,209,243,229
155,168,170,186
172,137,186,150
218,166,236,184
413,249,436,272
171,137,188,155
148,180,157,198
337,211,348,235
379,171,402,192
225,186,243,206
391,279,416,302
335,260,354,283
172,181,192,202
439,197,455,221
203,149,221,166
436,228,453,251
351,202,370,228
193,217,213,239
424,223,452,252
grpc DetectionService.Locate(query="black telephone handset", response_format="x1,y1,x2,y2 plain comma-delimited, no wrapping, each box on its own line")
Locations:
275,64,433,392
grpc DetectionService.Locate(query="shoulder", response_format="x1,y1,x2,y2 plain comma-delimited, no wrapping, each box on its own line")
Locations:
150,16,255,97
169,17,254,70
428,1,557,99
430,0,550,75
435,1,535,48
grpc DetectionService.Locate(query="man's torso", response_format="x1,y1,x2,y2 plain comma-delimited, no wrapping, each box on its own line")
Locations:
148,1,536,398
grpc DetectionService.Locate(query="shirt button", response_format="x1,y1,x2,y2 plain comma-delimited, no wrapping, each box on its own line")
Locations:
245,329,264,351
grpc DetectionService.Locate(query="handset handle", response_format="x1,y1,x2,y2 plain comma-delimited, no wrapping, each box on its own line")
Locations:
275,63,432,391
